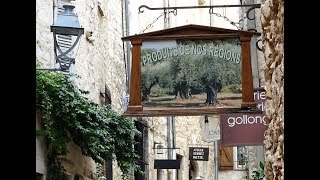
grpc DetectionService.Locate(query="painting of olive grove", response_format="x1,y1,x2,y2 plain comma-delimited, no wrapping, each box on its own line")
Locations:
141,38,242,109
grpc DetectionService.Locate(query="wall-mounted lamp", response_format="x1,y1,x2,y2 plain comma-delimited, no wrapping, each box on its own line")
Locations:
154,142,164,155
50,4,84,72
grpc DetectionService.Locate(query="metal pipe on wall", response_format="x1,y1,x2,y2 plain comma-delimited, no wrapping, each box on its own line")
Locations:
214,141,218,180
172,116,176,180
52,0,58,67
163,0,171,29
172,117,176,150
124,0,131,92
53,0,58,24
210,0,213,26
167,116,172,159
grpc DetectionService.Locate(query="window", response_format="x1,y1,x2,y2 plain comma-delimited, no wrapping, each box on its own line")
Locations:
234,146,249,170
218,141,249,171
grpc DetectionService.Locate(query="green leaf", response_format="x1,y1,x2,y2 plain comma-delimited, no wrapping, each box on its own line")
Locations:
36,129,45,136
36,69,141,178
259,161,264,170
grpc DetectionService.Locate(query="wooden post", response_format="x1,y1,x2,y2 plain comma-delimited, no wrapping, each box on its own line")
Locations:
128,39,143,111
240,36,256,109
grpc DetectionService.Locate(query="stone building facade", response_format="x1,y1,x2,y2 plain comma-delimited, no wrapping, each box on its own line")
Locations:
141,116,251,180
36,0,128,179
260,0,284,179
127,0,267,180
36,0,283,179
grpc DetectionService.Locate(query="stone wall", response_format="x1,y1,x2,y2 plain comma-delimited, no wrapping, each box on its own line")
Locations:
260,0,284,179
147,116,216,180
147,116,248,180
72,0,127,111
36,0,54,68
36,0,127,179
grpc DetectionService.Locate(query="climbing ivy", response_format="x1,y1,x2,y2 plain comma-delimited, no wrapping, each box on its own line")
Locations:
252,161,266,180
36,69,141,179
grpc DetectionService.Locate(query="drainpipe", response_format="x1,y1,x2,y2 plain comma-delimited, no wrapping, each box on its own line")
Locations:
167,117,172,160
121,0,130,110
52,0,58,67
172,117,176,152
166,116,176,180
210,0,213,26
167,0,171,28
53,0,58,24
214,141,218,180
124,0,131,92
163,0,170,29
167,116,173,180
172,116,176,180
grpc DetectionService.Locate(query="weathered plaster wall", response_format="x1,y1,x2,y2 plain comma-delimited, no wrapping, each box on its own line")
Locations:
174,116,214,180
36,0,55,68
260,0,284,179
147,116,215,180
147,116,247,180
246,146,258,179
72,0,127,111
36,0,127,179
254,0,266,86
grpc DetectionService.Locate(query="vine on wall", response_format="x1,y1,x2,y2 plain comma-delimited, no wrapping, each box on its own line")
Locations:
36,68,141,179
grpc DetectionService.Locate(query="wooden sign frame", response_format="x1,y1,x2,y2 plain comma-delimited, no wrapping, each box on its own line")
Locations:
122,24,261,117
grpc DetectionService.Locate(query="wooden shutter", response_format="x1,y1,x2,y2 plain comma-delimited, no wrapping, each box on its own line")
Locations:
218,141,234,170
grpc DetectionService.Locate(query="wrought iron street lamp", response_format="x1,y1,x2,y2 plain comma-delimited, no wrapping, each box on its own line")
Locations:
154,142,164,155
50,4,84,72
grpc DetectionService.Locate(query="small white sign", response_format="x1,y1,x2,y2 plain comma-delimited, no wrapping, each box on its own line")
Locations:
200,115,220,142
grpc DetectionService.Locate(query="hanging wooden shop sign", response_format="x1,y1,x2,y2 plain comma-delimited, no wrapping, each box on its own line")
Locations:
220,87,267,146
122,24,260,117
